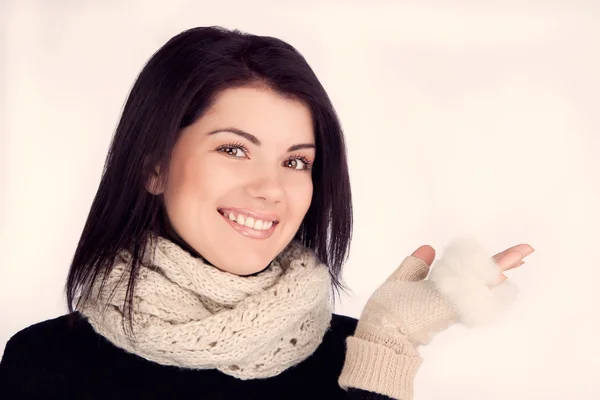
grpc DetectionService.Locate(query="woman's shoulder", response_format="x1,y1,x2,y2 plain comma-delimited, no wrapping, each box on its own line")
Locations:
4,312,90,351
8,312,78,334
0,313,96,397
1,312,95,377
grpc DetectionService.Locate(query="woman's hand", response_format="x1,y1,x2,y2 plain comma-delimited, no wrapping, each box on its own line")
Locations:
339,237,535,400
410,242,535,285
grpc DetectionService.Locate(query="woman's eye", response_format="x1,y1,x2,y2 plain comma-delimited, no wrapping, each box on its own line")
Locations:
219,146,246,158
285,158,307,170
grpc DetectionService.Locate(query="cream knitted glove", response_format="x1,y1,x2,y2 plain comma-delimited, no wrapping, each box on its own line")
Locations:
338,236,519,400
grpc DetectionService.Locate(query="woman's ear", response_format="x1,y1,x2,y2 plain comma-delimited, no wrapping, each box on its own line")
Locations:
145,166,165,195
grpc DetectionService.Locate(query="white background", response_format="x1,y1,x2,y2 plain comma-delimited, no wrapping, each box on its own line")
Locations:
1,1,599,398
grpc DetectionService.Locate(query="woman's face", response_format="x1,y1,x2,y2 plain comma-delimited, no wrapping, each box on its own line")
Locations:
153,86,315,275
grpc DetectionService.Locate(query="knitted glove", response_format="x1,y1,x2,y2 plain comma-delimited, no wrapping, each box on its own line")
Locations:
338,236,519,400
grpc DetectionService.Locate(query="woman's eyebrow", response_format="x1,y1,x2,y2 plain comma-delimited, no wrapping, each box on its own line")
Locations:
208,128,260,145
208,128,315,152
287,143,315,151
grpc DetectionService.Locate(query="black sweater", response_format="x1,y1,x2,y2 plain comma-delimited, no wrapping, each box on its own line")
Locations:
0,312,394,400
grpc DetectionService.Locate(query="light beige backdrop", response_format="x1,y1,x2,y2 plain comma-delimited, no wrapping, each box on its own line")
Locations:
1,1,599,398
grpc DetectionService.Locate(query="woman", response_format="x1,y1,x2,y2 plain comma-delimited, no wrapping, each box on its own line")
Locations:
0,26,534,399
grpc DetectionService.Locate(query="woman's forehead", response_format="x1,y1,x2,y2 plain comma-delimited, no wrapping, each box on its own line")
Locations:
195,86,315,143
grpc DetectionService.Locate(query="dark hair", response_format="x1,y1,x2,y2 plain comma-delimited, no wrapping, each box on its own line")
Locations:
65,26,353,325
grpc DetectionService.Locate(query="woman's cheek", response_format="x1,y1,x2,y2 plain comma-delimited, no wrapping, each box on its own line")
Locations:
291,178,313,215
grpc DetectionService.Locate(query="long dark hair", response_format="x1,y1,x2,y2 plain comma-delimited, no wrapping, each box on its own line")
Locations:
65,26,353,324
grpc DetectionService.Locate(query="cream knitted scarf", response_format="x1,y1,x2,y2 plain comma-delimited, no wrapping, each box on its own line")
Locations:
78,236,333,379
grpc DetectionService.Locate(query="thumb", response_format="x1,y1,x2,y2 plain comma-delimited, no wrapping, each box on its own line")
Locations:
412,245,436,266
389,245,435,282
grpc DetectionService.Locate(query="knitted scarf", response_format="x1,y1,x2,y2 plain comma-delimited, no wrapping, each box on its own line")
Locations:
78,236,333,380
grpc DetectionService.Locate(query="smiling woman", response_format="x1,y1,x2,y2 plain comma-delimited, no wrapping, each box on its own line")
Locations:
0,26,531,400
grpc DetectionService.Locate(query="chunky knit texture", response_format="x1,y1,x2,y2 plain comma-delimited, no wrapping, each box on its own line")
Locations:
78,236,333,380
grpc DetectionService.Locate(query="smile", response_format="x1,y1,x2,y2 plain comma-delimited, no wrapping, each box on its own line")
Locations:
217,209,279,239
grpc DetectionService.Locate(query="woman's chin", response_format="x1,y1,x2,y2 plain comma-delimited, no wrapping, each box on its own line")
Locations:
214,256,274,276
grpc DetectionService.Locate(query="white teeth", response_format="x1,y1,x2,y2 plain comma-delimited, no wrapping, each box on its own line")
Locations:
236,215,245,226
222,211,275,231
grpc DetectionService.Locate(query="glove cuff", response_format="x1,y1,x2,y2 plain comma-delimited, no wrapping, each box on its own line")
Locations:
339,336,422,400
428,235,519,327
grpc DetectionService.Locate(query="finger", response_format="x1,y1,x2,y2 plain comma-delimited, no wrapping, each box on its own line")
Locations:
503,259,525,272
496,251,524,272
492,260,524,286
411,245,435,266
492,244,535,263
391,245,434,282
495,273,507,285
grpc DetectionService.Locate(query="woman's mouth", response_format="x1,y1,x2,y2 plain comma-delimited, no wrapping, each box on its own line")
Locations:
217,209,279,239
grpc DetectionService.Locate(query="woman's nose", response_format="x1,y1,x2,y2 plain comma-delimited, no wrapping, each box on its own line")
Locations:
245,170,285,203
